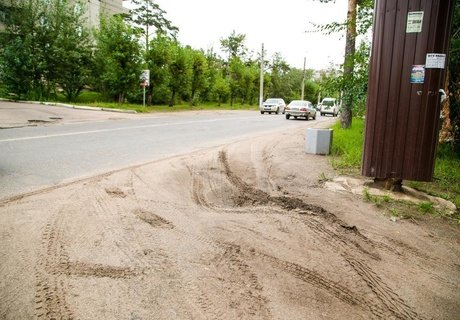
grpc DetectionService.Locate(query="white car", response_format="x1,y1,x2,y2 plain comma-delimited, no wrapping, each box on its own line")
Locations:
260,98,286,114
320,98,339,117
285,100,316,120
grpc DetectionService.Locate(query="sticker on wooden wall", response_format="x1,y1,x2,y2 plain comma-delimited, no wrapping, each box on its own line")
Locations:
406,11,424,33
425,53,446,69
410,65,425,83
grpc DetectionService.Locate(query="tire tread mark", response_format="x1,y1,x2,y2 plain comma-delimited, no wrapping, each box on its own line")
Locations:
35,217,74,320
219,150,380,260
211,243,273,319
345,256,424,320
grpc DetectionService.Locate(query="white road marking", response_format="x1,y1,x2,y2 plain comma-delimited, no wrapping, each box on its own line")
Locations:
0,117,250,143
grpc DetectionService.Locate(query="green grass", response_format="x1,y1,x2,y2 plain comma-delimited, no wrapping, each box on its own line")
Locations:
1,90,258,113
329,118,364,172
418,202,435,214
407,144,460,209
54,91,258,113
83,101,258,113
330,117,460,216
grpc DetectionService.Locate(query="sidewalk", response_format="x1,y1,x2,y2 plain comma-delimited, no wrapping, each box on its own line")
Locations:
0,100,139,129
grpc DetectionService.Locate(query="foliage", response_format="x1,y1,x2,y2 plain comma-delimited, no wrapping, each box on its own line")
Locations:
0,0,51,100
267,53,290,98
52,1,93,101
0,0,347,109
220,31,248,61
227,57,245,106
314,0,373,36
265,53,318,104
167,42,192,106
0,35,36,99
144,34,173,104
204,49,228,104
314,0,374,128
211,73,230,105
449,2,460,156
316,65,341,99
189,48,209,105
0,0,92,101
94,15,143,103
343,41,371,117
127,0,178,49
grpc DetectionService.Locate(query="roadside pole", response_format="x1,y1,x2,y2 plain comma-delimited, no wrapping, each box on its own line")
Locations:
140,69,150,108
143,85,146,107
301,57,306,100
259,43,264,109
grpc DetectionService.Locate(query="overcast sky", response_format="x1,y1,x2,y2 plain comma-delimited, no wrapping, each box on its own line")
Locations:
130,0,349,70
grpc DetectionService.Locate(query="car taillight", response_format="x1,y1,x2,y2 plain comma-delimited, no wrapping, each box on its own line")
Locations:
300,108,307,111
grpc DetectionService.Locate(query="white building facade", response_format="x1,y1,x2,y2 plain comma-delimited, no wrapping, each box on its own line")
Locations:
75,0,129,29
0,0,129,30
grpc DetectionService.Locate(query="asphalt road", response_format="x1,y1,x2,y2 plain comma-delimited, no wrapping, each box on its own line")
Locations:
0,108,333,200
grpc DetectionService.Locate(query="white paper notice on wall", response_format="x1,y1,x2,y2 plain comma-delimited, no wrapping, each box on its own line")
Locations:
425,53,446,69
406,11,424,33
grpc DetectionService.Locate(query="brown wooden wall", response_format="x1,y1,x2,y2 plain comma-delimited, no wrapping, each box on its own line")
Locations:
362,0,455,181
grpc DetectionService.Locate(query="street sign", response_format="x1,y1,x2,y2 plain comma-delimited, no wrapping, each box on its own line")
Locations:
140,69,150,86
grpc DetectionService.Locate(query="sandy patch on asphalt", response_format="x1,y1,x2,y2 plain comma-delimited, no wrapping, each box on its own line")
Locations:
0,127,459,319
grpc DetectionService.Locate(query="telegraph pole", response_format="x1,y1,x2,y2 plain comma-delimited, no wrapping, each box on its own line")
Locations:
259,43,264,109
301,57,306,100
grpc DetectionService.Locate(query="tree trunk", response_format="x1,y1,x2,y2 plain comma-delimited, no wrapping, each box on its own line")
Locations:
341,0,357,129
147,85,153,106
169,91,175,107
439,71,452,143
147,92,152,106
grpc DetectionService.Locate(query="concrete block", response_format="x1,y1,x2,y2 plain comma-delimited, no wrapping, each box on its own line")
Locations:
305,128,333,155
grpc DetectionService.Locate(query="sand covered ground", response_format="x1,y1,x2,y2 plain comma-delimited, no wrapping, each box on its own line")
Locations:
1,112,459,319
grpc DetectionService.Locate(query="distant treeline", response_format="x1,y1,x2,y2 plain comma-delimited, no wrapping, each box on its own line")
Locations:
0,0,336,106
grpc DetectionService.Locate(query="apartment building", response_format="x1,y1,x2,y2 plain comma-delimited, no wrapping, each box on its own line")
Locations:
80,0,129,29
0,0,129,30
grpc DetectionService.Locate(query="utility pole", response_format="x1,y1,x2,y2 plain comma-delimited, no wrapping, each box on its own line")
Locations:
301,57,306,100
259,43,264,109
145,1,149,52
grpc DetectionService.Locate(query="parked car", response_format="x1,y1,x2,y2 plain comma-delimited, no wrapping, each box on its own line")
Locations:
260,98,286,114
285,100,316,120
320,98,339,117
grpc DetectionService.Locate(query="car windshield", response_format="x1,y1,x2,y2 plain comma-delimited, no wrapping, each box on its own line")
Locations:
265,99,279,104
322,100,335,106
290,101,309,106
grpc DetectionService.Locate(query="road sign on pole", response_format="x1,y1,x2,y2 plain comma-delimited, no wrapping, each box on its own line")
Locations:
140,70,150,107
140,69,150,86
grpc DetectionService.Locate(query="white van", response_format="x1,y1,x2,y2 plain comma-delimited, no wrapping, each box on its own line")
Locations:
319,98,338,117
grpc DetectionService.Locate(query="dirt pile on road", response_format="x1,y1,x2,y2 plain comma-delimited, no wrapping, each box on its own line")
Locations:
1,127,459,319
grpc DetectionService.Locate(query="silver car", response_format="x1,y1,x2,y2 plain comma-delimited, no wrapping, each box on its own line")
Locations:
285,100,316,120
260,98,286,114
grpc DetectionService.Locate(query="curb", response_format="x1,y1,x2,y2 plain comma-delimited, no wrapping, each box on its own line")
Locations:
102,107,137,114
0,98,137,114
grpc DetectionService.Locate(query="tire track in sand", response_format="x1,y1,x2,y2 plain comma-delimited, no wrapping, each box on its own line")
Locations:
217,150,423,320
126,170,227,320
35,187,144,320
